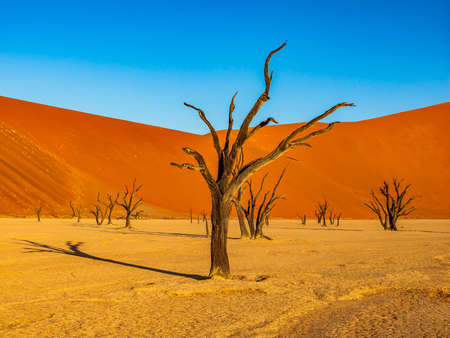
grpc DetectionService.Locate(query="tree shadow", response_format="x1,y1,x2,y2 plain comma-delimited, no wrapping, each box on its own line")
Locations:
397,229,450,234
113,229,208,238
69,224,240,240
123,229,240,240
18,239,208,281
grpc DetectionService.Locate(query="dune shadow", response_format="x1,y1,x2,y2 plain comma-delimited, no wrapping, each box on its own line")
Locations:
18,239,208,281
280,227,363,232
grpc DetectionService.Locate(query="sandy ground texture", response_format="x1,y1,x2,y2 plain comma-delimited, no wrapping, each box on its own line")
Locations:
0,218,449,337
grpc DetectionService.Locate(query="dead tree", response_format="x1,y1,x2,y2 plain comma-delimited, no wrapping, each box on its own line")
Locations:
232,187,250,239
231,149,251,239
69,201,76,218
328,210,335,225
202,211,210,237
190,209,193,223
97,193,119,225
336,213,342,226
264,213,270,226
36,205,42,222
90,204,105,225
316,200,329,226
242,168,287,239
243,175,267,238
117,179,143,228
132,210,144,220
89,193,108,225
257,169,287,236
76,205,82,223
315,210,322,224
205,218,209,237
301,215,306,225
365,178,416,231
170,42,354,278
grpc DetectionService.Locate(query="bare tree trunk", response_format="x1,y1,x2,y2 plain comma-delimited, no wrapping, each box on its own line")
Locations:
389,217,398,231
36,206,42,222
209,195,231,278
76,207,82,223
336,214,341,226
125,212,131,228
105,193,118,225
246,213,256,239
69,201,76,218
232,200,250,239
254,220,264,238
315,210,321,224
106,209,113,224
329,212,334,225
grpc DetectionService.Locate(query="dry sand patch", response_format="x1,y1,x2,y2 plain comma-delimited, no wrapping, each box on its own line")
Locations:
0,218,448,336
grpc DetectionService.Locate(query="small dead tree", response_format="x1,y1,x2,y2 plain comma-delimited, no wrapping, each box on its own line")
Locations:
316,200,329,226
117,179,143,228
97,193,119,225
232,188,250,239
76,205,82,223
89,193,109,225
170,42,354,277
36,205,42,222
301,214,306,225
205,218,210,237
328,210,335,225
314,210,321,224
132,210,144,220
231,149,251,239
202,211,210,237
243,168,287,239
365,178,416,231
336,213,342,226
69,201,76,218
90,204,105,225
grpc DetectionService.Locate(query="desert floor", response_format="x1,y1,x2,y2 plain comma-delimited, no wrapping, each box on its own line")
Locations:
0,218,449,337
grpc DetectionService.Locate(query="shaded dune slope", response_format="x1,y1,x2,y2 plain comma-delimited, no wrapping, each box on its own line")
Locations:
0,96,448,218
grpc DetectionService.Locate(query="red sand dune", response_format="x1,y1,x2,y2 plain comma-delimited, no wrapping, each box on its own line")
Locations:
0,96,449,218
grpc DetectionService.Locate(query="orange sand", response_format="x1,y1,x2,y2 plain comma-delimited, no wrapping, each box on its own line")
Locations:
0,96,449,218
0,218,448,336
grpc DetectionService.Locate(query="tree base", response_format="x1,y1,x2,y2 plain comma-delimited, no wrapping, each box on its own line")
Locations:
209,267,231,279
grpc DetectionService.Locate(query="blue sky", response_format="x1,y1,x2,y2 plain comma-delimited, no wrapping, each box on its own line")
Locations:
0,0,448,133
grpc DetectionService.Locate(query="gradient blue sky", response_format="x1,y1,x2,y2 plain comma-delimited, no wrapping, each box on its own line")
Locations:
1,0,449,133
